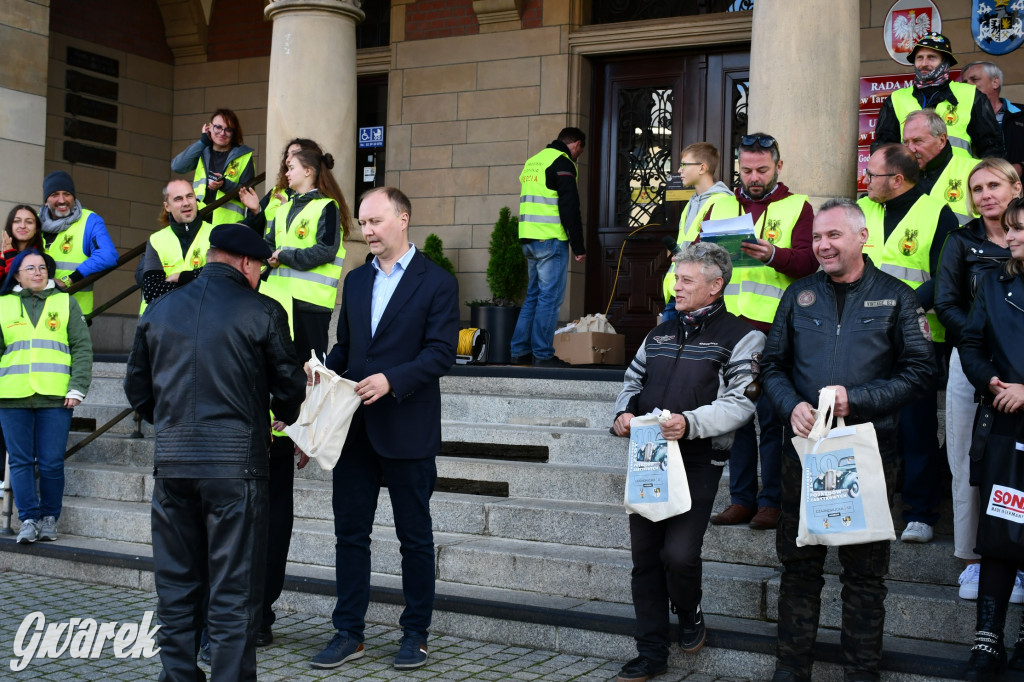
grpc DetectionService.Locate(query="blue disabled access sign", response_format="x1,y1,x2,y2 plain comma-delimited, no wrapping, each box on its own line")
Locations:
358,126,384,148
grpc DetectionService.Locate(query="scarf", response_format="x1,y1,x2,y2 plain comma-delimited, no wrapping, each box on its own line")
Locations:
39,199,83,236
679,299,724,340
913,61,951,91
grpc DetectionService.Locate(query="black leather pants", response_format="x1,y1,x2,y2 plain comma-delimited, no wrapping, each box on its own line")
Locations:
152,477,269,682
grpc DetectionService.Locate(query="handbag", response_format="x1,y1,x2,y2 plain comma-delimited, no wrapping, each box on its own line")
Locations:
283,351,362,471
623,411,692,521
792,387,895,547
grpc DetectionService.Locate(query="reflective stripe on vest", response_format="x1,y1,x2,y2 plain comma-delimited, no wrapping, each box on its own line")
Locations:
0,294,72,398
267,198,346,310
139,222,214,315
707,193,808,324
519,148,574,240
892,82,978,159
928,153,979,225
194,153,252,226
859,194,947,342
45,209,95,315
663,192,731,302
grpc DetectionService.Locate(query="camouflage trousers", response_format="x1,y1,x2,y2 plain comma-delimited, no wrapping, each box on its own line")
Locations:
775,449,895,681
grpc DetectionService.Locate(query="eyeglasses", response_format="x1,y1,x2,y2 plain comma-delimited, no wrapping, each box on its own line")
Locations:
211,123,234,135
740,134,779,153
864,170,897,182
18,265,45,274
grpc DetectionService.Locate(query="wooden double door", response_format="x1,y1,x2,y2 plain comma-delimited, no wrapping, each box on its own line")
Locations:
586,50,749,357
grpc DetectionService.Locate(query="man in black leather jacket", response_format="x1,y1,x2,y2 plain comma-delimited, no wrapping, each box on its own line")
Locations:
125,223,306,681
761,199,936,682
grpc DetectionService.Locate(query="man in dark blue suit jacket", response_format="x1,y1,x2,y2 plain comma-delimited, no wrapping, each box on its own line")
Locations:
310,187,459,672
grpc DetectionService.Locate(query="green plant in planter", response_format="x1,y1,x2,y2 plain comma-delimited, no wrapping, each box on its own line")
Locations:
485,206,527,306
422,233,455,276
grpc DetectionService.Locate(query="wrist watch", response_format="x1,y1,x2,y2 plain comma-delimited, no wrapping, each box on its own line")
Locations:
59,275,73,288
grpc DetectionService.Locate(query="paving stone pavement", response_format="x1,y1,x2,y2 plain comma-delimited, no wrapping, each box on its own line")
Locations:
0,571,754,681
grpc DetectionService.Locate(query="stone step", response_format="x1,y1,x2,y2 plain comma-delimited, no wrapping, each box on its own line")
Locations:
6,508,994,647
61,460,965,586
442,420,626,466
441,391,612,428
0,534,968,681
440,374,622,401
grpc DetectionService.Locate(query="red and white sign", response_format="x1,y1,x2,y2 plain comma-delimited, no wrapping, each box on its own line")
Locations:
883,0,942,65
987,484,1024,524
857,146,871,194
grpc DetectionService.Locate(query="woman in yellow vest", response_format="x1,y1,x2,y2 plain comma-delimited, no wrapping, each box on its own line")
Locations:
239,137,321,236
171,108,255,226
264,146,353,360
0,249,92,544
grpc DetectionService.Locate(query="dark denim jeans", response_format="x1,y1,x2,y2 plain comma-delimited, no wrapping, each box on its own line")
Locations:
510,239,569,361
0,407,72,521
728,393,783,509
331,418,437,641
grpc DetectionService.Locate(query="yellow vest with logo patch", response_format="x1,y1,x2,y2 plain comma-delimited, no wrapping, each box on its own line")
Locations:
45,209,95,315
519,148,574,241
662,192,732,303
927,153,979,225
858,194,946,342
891,81,978,159
706,193,808,324
139,222,214,315
0,293,71,398
193,152,253,225
267,198,346,310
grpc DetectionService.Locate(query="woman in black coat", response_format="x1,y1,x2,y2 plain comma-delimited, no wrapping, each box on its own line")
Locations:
959,195,1024,679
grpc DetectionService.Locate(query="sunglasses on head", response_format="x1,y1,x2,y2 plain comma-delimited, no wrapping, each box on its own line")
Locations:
740,134,779,154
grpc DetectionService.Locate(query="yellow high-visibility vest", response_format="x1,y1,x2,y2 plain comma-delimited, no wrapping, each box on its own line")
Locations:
266,198,346,310
707,193,808,325
0,293,72,398
139,222,213,315
519,148,574,241
891,81,978,159
859,194,946,342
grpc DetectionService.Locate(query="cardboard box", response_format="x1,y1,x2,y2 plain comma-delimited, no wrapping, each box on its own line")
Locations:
554,331,626,366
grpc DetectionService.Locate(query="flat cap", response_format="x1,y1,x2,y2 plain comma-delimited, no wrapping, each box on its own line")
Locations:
209,223,272,260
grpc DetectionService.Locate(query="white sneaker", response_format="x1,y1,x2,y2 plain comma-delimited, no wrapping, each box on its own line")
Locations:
1012,572,1024,605
901,521,934,543
958,563,981,600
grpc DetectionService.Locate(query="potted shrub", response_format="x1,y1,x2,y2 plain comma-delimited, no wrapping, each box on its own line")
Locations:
422,233,455,276
468,206,527,364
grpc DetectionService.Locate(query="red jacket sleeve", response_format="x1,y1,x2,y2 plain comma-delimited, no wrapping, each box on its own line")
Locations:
767,201,817,279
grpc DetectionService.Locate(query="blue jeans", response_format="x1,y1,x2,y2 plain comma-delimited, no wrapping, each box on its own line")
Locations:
0,407,73,521
509,239,569,361
727,393,782,509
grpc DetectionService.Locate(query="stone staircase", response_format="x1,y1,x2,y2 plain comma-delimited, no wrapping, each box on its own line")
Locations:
0,361,1002,680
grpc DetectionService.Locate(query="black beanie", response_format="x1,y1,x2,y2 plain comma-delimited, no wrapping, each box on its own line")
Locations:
43,170,75,201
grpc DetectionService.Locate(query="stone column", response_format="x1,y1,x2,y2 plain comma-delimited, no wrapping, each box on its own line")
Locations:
264,0,364,203
0,3,50,216
747,0,859,206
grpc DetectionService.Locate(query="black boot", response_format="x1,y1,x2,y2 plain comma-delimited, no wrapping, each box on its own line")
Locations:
966,596,1007,681
1009,615,1024,671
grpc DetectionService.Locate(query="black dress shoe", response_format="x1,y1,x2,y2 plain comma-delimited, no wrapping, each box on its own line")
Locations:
255,626,274,647
509,354,533,365
770,670,809,682
616,655,667,682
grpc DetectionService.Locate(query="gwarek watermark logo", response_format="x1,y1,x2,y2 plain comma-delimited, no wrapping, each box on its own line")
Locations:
10,611,160,672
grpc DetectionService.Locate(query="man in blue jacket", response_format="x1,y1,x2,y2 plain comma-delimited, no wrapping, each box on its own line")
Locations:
310,187,459,672
38,170,118,315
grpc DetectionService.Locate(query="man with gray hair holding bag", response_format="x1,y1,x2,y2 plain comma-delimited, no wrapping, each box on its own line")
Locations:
760,198,936,682
610,242,764,682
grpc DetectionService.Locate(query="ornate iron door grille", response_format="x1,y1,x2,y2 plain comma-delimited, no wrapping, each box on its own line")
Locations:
615,87,673,230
